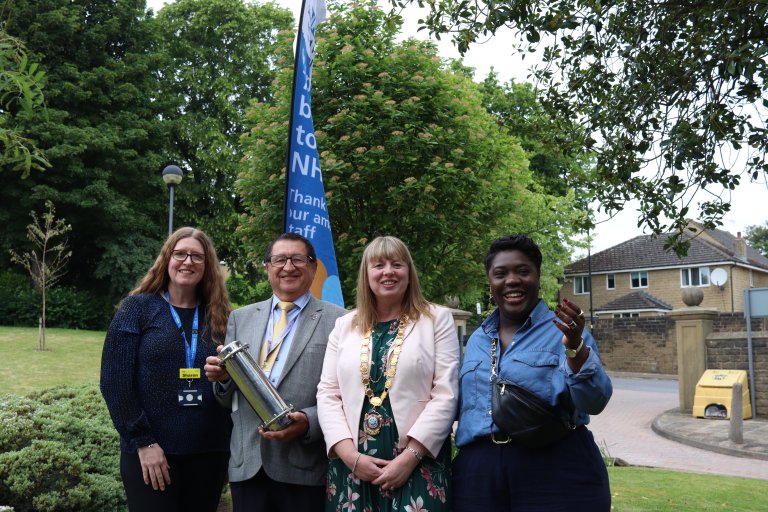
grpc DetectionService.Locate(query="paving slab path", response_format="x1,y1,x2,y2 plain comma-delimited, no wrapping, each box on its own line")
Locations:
587,376,768,481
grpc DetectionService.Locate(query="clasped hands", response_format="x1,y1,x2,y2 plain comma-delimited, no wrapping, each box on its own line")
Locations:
343,449,419,491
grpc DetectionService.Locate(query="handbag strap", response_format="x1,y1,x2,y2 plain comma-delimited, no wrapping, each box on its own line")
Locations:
490,337,499,381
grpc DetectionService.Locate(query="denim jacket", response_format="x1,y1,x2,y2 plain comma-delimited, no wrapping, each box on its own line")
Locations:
454,300,612,447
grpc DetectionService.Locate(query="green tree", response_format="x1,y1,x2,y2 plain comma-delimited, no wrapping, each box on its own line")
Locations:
0,26,49,176
238,0,581,303
400,0,768,254
2,0,170,298
155,0,292,268
479,71,592,203
746,222,768,257
9,201,71,351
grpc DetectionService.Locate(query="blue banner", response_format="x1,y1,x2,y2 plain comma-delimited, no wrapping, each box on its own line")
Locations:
284,0,344,307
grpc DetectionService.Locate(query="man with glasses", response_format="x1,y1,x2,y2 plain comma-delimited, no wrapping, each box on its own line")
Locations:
205,233,345,512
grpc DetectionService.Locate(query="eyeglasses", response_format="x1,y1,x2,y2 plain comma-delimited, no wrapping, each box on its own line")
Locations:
171,251,205,264
266,254,314,267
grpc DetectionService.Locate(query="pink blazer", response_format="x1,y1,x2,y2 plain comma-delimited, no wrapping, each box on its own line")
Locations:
317,304,460,458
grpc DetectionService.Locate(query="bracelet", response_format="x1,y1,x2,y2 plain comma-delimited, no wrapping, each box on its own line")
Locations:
351,452,362,474
141,443,155,450
406,446,423,462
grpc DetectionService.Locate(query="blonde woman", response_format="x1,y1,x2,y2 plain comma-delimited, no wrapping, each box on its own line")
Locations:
317,236,459,511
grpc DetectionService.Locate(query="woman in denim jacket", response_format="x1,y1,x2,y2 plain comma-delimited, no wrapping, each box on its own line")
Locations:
453,234,612,511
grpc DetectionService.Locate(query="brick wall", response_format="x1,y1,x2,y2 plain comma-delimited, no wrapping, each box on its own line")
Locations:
590,316,677,374
590,312,767,417
714,313,767,332
706,332,768,417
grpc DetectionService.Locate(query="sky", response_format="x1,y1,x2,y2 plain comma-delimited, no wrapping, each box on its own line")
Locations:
146,0,768,253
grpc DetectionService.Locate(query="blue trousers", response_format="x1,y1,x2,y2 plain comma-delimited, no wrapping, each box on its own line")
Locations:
453,426,610,512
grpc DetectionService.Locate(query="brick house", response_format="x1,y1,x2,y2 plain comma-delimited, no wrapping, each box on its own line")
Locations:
561,221,768,318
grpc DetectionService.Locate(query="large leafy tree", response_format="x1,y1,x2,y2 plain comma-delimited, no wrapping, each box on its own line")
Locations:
0,27,49,177
2,0,170,297
155,0,292,268
479,71,592,202
238,0,580,303
401,0,768,254
746,222,768,257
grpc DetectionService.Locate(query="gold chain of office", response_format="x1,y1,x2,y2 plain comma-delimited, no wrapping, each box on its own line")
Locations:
360,314,408,435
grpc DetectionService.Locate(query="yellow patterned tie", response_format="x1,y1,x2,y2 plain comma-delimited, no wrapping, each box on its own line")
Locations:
260,301,295,372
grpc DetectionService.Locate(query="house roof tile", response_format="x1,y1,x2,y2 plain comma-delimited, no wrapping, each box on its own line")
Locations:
567,220,768,274
594,291,673,312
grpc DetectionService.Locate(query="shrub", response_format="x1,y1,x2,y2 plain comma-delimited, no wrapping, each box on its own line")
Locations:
0,385,125,512
0,271,114,330
44,287,114,330
226,272,273,307
0,272,38,326
0,395,36,453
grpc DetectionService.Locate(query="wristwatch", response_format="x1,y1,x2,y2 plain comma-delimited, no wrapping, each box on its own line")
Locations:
565,337,584,358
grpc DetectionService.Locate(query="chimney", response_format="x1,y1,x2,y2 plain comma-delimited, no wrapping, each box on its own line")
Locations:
735,232,748,261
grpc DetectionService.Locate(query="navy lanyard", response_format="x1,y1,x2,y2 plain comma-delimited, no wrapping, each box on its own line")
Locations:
165,291,199,369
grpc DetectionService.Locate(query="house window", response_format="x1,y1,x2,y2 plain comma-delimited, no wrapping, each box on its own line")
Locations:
681,267,710,287
613,313,639,318
574,276,591,295
606,274,615,290
630,271,648,288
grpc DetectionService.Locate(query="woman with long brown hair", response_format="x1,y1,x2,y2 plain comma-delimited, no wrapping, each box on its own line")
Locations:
101,227,232,511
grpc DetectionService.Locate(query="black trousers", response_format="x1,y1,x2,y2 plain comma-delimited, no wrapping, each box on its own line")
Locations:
120,451,229,512
230,468,324,512
453,426,611,512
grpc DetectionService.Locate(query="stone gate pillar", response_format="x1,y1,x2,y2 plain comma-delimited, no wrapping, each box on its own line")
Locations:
668,306,718,413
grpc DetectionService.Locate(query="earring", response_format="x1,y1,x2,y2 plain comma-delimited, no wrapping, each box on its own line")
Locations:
488,286,496,305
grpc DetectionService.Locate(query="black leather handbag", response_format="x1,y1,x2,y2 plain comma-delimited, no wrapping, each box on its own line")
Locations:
491,377,572,448
490,338,573,449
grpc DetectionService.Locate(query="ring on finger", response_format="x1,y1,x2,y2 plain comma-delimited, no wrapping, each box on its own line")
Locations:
568,320,577,329
577,311,585,319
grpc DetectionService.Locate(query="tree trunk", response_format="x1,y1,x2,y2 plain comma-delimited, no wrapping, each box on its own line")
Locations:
38,316,44,351
40,283,46,351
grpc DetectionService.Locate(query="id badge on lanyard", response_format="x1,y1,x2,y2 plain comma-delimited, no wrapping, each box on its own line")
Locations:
167,292,202,407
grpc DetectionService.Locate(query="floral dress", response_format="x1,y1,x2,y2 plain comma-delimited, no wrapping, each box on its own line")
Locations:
326,319,452,512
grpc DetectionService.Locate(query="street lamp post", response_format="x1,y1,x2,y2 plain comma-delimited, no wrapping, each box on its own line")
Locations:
587,227,594,327
161,165,183,236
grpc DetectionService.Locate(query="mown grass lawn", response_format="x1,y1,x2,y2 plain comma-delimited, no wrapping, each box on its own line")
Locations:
0,325,105,395
607,466,765,511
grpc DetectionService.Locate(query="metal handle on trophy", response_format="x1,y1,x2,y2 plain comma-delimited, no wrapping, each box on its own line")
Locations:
218,340,294,431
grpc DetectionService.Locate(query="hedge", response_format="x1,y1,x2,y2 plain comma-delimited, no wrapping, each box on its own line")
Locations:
0,272,114,331
0,385,125,512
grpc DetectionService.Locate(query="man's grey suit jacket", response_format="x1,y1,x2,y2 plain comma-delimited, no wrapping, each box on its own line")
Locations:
214,295,346,486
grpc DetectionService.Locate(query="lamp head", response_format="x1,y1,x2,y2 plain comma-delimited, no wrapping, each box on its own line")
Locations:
162,165,183,186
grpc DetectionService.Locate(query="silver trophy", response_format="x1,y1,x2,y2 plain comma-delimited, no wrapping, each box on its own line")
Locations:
218,340,294,431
